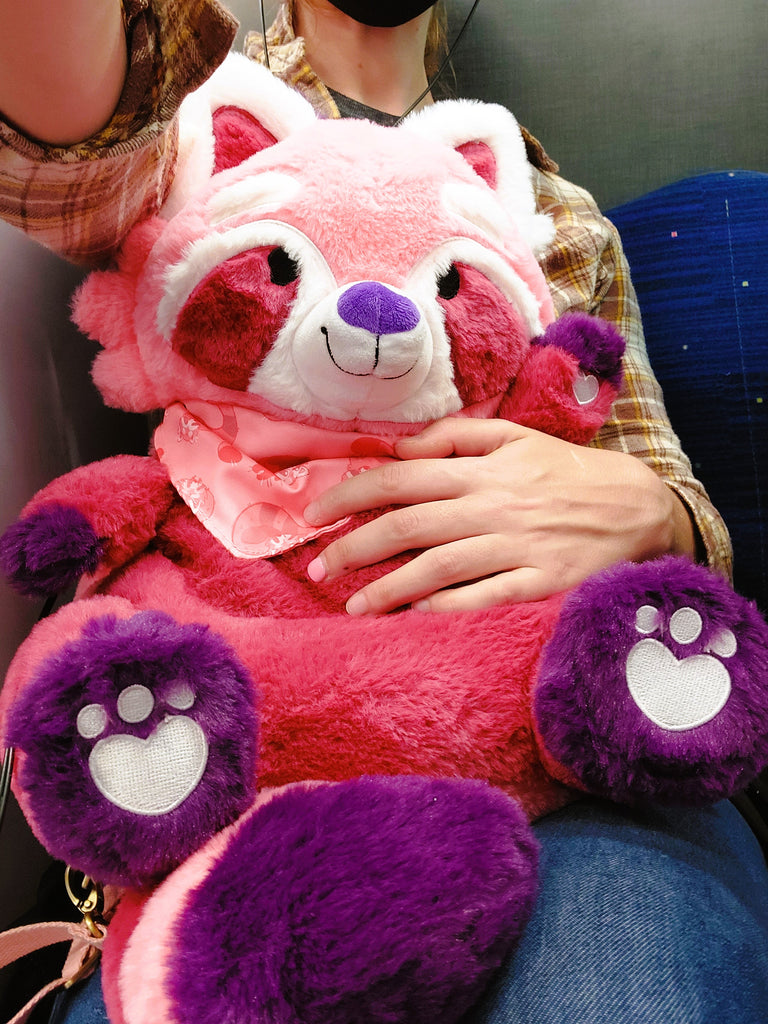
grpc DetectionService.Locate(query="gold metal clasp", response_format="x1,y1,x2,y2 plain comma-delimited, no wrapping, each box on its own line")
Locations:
63,867,106,988
64,867,106,939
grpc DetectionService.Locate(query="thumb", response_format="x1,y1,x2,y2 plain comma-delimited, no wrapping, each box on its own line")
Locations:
394,416,532,460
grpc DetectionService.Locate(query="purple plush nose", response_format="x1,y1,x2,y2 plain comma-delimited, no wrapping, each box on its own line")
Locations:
337,282,420,336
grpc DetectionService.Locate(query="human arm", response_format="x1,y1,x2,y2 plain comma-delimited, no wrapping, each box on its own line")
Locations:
0,0,127,145
303,172,727,615
556,180,728,576
0,0,237,263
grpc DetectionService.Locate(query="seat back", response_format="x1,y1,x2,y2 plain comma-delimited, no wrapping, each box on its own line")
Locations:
0,227,148,935
607,171,768,612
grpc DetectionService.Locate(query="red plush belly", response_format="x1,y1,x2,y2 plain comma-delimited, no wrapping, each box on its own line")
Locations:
153,499,421,616
100,544,571,820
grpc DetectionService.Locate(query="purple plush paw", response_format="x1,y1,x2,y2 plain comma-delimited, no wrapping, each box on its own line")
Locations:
535,556,768,804
7,611,258,886
0,504,102,597
166,777,538,1024
536,311,625,389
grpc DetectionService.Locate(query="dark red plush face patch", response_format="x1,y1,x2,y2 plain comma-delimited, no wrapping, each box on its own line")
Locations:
170,246,299,391
438,263,530,405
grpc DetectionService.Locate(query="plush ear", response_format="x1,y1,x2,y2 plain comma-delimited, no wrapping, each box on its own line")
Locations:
212,107,279,173
162,52,318,216
455,141,497,190
402,99,555,256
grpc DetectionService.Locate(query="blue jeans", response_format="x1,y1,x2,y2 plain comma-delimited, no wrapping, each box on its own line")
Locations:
464,799,768,1023
50,800,768,1024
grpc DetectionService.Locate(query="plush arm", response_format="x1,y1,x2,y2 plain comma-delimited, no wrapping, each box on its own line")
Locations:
498,312,626,445
0,454,176,597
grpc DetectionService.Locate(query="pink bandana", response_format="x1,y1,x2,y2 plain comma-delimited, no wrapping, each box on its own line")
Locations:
154,400,397,559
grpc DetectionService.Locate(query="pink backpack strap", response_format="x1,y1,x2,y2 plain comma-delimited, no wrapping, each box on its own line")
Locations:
0,918,105,1024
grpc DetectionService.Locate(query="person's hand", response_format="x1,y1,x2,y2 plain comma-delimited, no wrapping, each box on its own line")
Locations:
304,417,696,615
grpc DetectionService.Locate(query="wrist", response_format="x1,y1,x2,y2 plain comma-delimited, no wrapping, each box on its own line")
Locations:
614,453,698,565
668,488,699,561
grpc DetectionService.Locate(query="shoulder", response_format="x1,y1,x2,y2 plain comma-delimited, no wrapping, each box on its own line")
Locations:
532,167,616,251
531,167,628,313
532,165,634,321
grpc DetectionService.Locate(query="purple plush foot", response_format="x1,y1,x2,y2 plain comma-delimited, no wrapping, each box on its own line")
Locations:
0,504,102,597
169,776,538,1024
535,556,768,804
7,611,257,886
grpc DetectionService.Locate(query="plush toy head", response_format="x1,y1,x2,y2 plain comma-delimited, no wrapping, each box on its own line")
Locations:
74,54,557,430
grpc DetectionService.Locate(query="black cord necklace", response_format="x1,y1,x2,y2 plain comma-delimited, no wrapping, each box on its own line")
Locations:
255,0,483,124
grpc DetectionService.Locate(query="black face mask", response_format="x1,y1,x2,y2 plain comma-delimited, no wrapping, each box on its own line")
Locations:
328,1,434,27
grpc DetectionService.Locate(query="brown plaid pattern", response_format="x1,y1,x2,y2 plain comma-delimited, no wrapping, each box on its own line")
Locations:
534,173,732,575
0,0,731,573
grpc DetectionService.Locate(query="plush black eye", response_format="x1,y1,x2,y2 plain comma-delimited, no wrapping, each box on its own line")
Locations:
437,263,460,300
268,246,299,286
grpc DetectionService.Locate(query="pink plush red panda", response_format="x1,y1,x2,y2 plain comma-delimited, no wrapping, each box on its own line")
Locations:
2,55,768,1024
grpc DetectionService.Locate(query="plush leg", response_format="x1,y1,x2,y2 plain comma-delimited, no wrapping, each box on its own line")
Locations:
112,777,539,1024
5,609,258,887
534,556,768,804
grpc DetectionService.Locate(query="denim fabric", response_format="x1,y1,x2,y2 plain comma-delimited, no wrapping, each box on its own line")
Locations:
51,800,768,1024
464,800,768,1024
49,966,109,1024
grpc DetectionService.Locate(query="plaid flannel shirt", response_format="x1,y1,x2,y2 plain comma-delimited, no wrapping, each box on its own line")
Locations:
0,0,732,574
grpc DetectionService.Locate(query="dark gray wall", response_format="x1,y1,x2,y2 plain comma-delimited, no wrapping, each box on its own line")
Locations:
447,0,768,209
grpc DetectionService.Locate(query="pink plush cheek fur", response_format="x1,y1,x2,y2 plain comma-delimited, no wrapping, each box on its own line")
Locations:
441,262,531,405
73,210,233,414
169,246,300,391
73,220,165,413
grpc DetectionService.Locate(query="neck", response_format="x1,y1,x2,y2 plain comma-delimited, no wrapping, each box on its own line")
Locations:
293,0,433,116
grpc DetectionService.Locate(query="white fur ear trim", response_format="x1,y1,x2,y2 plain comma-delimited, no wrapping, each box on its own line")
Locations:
403,99,554,256
163,53,318,217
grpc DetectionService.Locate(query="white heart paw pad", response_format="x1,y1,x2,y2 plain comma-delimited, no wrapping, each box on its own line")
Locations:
76,682,208,815
626,606,736,731
572,370,600,406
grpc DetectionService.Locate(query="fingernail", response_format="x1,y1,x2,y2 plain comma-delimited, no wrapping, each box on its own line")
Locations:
304,502,320,525
412,599,430,612
346,592,369,616
307,557,327,583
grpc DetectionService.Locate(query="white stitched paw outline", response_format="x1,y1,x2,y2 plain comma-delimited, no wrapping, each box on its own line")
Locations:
626,606,735,731
76,682,208,815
